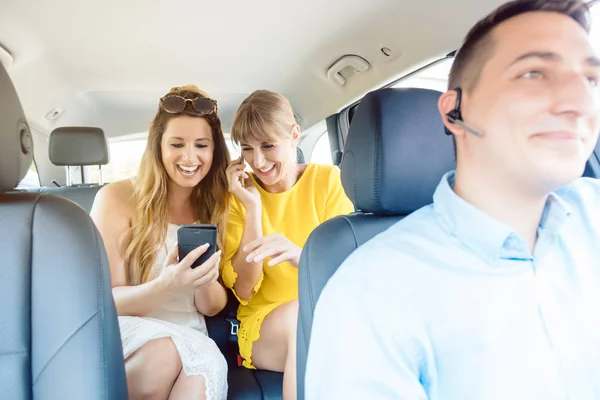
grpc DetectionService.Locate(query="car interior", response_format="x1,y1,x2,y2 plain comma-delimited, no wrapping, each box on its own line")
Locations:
2,0,600,399
0,65,128,398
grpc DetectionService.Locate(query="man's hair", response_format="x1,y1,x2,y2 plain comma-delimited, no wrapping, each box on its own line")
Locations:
448,0,591,92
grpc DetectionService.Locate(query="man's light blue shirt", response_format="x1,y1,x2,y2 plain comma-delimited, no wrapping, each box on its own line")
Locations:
305,172,600,400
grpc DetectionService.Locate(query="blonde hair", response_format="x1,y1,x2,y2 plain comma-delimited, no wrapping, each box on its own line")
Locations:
231,90,297,145
124,84,230,285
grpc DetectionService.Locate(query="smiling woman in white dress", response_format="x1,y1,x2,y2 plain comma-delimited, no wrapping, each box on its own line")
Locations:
91,85,230,400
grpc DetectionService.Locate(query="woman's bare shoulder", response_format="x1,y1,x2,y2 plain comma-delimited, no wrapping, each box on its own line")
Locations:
92,179,135,221
101,178,134,198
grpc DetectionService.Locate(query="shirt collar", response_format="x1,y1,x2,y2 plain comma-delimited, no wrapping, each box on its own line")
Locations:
432,171,571,266
539,191,572,232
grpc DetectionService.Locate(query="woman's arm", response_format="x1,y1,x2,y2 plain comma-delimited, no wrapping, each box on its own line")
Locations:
111,279,173,316
224,158,266,302
194,280,228,317
90,181,173,316
230,205,264,300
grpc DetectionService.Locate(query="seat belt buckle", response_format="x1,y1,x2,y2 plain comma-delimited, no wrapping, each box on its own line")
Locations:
237,354,244,367
226,318,239,336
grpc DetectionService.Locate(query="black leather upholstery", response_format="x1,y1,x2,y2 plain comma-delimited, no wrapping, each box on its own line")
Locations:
583,138,600,178
340,88,454,215
228,369,263,399
0,56,127,399
253,371,285,399
296,147,305,164
297,87,455,399
205,291,284,399
227,369,284,400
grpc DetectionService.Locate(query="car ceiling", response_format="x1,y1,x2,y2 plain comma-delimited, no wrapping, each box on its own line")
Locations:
0,0,506,138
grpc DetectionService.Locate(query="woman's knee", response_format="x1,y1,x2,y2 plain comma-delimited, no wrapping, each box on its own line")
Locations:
252,300,299,371
275,300,299,357
126,337,182,398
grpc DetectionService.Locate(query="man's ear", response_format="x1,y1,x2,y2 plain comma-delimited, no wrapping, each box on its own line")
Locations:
438,90,466,138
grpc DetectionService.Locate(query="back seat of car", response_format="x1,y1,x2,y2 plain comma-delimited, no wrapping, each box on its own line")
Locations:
28,126,109,212
34,185,103,212
37,125,284,399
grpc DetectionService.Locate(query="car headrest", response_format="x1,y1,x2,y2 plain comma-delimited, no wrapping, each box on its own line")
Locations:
49,126,110,166
341,87,455,215
297,147,306,164
0,62,34,192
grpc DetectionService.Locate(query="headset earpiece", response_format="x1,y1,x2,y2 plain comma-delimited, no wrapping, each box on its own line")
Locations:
446,109,461,123
443,87,483,137
444,88,463,135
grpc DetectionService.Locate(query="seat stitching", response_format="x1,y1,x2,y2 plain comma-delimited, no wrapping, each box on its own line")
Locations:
373,93,382,212
0,350,29,356
32,311,100,385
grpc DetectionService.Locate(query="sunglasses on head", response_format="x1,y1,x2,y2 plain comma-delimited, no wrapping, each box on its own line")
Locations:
160,94,217,115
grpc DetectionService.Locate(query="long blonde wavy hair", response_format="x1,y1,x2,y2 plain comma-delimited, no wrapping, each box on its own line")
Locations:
125,85,230,285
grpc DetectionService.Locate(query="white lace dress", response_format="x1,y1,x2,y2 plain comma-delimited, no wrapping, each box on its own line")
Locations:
118,223,228,400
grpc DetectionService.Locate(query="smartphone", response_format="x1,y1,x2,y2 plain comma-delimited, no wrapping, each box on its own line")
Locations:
239,155,252,187
177,224,218,268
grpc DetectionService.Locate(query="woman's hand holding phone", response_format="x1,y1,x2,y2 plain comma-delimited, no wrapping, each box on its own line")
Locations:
159,244,222,295
226,156,261,210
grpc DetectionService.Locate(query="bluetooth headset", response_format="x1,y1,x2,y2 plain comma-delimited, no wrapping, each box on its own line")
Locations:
444,88,483,137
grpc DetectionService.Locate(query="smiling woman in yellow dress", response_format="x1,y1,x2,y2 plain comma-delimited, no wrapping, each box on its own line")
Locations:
222,90,354,400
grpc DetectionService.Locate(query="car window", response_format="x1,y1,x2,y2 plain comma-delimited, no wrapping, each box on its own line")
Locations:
227,137,241,160
85,134,147,183
392,57,453,91
310,131,333,164
17,161,41,189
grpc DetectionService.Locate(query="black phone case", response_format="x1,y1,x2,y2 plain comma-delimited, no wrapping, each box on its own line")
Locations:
177,224,218,268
